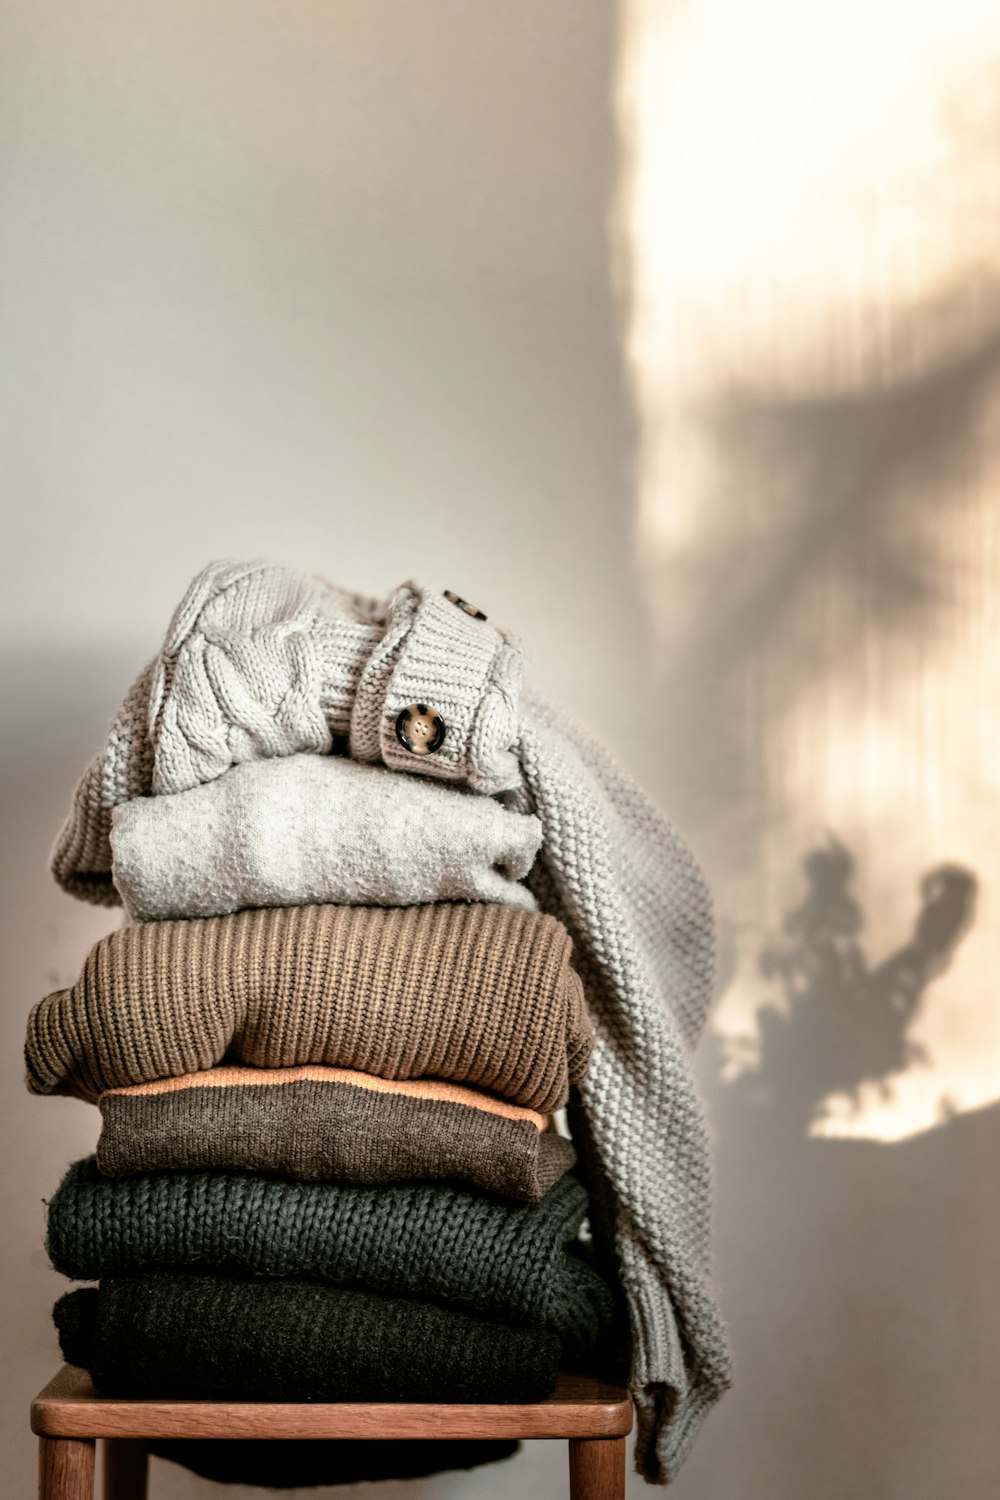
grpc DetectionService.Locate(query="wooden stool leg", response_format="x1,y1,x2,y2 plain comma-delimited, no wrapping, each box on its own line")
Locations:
103,1440,148,1500
568,1437,625,1500
39,1437,96,1500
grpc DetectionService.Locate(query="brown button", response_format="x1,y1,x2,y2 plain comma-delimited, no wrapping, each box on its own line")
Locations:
444,589,487,622
395,703,446,756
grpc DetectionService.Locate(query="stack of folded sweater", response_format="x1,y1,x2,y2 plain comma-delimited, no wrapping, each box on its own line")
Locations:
30,750,620,1484
26,562,732,1486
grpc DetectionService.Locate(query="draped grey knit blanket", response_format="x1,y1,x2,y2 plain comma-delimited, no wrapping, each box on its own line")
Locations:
111,753,542,921
46,560,732,1481
46,1159,615,1362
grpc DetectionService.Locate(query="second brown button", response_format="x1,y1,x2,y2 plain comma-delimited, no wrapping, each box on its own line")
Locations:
395,703,446,756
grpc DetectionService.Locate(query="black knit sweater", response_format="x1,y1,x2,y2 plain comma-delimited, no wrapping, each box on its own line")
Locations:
55,1273,561,1403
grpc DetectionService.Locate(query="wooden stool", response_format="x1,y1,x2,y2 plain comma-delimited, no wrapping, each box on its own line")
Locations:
32,1366,633,1500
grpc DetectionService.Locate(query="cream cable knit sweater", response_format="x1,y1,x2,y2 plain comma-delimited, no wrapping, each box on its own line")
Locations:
46,559,732,1482
53,562,523,901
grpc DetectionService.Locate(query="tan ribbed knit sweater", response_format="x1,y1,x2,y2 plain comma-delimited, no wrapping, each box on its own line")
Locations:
25,903,590,1110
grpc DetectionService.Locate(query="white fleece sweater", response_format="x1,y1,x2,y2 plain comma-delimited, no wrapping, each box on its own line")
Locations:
111,753,542,921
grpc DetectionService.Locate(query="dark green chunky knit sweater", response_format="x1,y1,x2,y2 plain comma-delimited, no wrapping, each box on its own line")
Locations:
55,1273,561,1403
47,1159,614,1359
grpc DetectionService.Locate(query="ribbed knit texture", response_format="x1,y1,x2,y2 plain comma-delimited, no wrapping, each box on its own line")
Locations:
110,753,542,922
364,586,522,790
96,1065,577,1201
42,559,732,1481
46,1159,615,1361
148,1438,519,1489
54,1275,562,1403
25,902,591,1110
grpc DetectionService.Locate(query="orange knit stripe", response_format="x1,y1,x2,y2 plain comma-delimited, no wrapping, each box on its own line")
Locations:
101,1065,547,1128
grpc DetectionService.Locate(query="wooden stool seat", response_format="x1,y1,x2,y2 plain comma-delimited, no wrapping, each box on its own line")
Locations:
32,1365,633,1499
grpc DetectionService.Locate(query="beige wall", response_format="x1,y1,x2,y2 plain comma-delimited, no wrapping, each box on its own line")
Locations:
2,3,998,1497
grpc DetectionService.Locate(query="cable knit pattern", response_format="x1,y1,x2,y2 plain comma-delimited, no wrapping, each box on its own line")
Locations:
25,903,591,1109
147,561,375,795
54,1275,562,1403
46,1159,615,1360
110,753,541,921
96,1065,577,1201
42,558,731,1482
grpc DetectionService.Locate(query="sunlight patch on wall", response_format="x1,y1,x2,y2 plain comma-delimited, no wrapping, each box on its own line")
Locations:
616,0,1000,1141
820,1073,962,1145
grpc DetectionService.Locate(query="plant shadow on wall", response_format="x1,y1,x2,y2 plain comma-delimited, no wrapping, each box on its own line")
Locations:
693,843,1000,1498
746,839,975,1133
